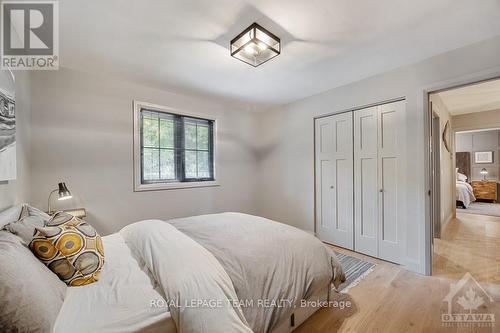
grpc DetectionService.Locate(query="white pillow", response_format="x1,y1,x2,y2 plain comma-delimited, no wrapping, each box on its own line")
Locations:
3,205,51,245
457,173,467,182
0,230,66,332
0,204,24,229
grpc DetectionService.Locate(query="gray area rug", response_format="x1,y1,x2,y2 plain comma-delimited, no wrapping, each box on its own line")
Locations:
334,251,376,293
458,202,500,217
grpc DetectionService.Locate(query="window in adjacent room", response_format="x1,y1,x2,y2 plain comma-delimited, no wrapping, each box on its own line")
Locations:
134,102,217,191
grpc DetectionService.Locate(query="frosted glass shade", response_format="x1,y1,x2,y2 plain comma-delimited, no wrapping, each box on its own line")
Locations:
230,23,280,67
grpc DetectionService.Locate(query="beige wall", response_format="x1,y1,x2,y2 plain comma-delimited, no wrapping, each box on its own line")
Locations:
452,109,500,131
254,35,500,274
456,129,500,181
0,70,31,211
29,68,259,235
430,93,455,231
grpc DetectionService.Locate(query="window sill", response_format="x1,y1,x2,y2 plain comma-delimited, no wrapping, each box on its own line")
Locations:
134,180,220,192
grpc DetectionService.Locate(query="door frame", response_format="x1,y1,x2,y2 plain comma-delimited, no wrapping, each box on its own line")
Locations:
313,97,406,242
423,70,500,275
431,111,441,239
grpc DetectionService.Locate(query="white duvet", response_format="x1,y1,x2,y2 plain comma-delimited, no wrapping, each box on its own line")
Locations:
120,219,253,333
53,233,175,333
55,213,343,333
456,181,475,208
168,213,344,333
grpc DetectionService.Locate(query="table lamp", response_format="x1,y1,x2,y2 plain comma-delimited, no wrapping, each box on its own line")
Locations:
480,168,488,181
47,182,73,214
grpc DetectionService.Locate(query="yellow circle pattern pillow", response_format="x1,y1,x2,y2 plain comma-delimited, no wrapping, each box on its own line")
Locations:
29,212,105,286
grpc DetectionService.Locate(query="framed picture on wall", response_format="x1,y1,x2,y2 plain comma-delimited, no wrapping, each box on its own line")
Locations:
474,151,493,164
0,69,16,181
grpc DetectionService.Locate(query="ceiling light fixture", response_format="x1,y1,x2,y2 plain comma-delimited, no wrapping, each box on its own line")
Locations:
230,23,280,67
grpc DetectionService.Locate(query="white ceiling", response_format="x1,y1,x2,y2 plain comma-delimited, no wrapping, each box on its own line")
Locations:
59,0,500,109
437,79,500,115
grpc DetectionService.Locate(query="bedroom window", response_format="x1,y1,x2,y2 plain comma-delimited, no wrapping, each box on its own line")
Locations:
133,101,217,191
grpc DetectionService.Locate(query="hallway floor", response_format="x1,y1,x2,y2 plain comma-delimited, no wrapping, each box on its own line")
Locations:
433,212,500,287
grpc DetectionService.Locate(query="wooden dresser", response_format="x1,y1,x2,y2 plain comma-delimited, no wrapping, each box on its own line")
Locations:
471,180,497,202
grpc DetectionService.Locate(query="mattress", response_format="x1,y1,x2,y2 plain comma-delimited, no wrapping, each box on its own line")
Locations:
53,233,176,333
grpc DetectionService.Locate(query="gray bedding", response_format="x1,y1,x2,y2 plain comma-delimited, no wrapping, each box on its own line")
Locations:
169,212,345,333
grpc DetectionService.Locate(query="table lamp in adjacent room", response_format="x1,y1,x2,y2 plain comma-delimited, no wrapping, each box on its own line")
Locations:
480,168,488,181
48,182,73,214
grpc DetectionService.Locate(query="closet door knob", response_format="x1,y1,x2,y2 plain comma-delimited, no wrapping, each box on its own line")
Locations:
379,189,385,193
330,185,335,189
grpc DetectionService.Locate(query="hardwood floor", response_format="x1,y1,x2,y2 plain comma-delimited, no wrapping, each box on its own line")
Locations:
296,213,500,332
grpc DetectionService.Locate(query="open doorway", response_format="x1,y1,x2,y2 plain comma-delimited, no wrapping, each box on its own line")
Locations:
429,78,500,280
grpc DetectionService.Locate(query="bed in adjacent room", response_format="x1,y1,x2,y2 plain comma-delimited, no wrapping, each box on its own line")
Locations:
456,179,476,208
0,206,344,333
456,152,475,208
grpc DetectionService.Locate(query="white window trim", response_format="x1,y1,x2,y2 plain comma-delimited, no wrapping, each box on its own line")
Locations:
133,100,219,191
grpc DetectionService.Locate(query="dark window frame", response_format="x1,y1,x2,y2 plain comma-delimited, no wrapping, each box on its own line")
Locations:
140,108,215,185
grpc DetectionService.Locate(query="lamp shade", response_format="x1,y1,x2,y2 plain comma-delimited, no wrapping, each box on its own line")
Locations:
480,168,488,174
57,182,72,200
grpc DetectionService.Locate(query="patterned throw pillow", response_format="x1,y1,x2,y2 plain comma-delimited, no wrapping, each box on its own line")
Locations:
29,212,105,286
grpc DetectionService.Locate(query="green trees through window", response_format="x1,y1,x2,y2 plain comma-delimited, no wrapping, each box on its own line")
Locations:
141,109,214,183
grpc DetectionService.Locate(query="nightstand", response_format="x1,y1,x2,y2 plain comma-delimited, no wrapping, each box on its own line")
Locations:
46,208,87,219
471,181,497,202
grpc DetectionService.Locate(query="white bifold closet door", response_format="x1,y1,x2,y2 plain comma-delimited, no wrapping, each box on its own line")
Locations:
354,100,405,264
353,106,379,256
315,112,354,249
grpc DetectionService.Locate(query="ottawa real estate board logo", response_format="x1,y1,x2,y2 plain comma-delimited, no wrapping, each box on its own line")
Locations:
1,1,59,70
442,272,495,328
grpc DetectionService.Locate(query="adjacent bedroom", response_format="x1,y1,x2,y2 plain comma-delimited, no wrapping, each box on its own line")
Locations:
455,128,500,216
430,78,500,300
1,1,500,333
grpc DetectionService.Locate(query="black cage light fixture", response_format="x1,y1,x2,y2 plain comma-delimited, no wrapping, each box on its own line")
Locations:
230,23,281,67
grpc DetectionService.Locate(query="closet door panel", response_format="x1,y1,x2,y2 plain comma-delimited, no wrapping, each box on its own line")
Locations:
319,159,334,230
381,156,398,242
377,101,405,264
360,158,377,238
332,112,354,249
316,119,335,234
354,107,378,256
315,112,354,249
336,158,352,232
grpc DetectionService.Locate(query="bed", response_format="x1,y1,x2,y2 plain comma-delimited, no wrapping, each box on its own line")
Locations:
456,152,475,208
456,180,475,208
1,210,344,333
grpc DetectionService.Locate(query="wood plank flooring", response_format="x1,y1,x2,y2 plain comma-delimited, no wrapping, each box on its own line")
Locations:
296,213,500,332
